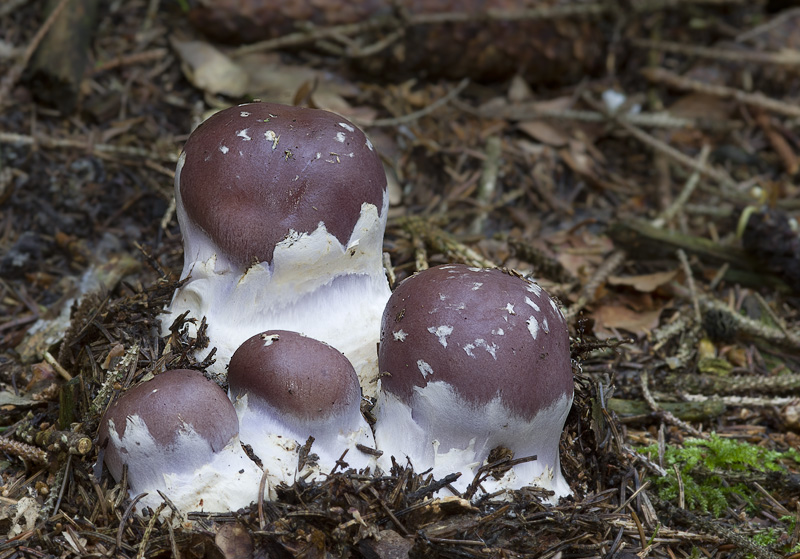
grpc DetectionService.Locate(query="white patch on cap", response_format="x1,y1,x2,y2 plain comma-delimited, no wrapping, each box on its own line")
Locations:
474,338,498,359
526,283,543,296
240,111,250,117
525,297,540,312
237,129,251,141
549,297,563,319
542,317,550,334
491,328,505,336
468,267,483,272
427,325,454,348
505,303,515,315
463,343,476,358
365,138,374,151
339,122,355,132
260,333,280,346
316,152,322,159
439,293,447,301
219,145,229,154
265,130,279,149
335,131,346,143
417,360,433,378
526,316,539,339
393,330,408,342
472,282,483,291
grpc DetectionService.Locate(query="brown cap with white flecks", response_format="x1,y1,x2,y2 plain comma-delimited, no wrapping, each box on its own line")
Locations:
228,330,361,420
378,264,572,420
178,102,386,267
98,369,239,480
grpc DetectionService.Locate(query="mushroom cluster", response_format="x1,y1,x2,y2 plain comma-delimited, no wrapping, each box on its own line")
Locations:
100,102,574,517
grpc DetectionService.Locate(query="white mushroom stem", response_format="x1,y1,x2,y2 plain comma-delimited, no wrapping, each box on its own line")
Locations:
105,415,264,514
374,382,573,501
232,392,376,479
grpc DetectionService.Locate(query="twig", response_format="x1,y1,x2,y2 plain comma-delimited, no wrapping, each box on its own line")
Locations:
676,250,701,323
397,216,497,269
469,136,502,235
642,67,800,119
116,493,147,553
653,145,711,227
365,78,469,128
92,48,169,74
0,131,179,162
137,503,167,559
582,94,736,189
565,249,627,320
43,351,72,381
634,39,800,66
640,370,706,439
666,372,800,395
463,101,740,132
654,496,785,559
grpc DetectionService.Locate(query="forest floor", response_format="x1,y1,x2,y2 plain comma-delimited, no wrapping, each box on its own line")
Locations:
1,1,800,558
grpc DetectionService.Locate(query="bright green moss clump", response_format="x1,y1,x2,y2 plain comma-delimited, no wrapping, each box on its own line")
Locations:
642,434,799,516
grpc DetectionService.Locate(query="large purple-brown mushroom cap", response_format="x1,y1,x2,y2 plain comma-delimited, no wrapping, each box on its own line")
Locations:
177,103,386,268
160,103,392,391
98,369,263,514
229,331,377,477
374,264,573,500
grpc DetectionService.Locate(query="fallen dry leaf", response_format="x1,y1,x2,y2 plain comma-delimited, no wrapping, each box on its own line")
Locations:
590,304,664,339
608,269,679,292
170,38,249,97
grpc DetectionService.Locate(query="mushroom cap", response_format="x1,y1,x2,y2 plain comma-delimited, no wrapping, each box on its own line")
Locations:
228,330,361,422
98,369,239,482
178,102,386,268
379,264,572,420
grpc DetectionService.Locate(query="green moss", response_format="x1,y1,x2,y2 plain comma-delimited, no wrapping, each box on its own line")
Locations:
641,434,797,516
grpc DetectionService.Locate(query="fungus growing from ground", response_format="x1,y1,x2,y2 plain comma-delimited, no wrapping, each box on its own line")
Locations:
373,264,573,500
97,369,263,514
228,330,377,479
160,102,390,393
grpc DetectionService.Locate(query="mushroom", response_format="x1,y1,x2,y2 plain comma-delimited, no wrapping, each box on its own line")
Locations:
228,330,377,478
97,369,264,514
373,264,573,500
160,102,390,393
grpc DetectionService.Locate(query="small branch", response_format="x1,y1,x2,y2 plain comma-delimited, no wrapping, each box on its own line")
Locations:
364,78,469,128
642,67,800,119
640,370,706,439
634,39,800,67
582,94,736,188
0,131,179,162
676,250,701,323
565,249,627,320
652,145,711,227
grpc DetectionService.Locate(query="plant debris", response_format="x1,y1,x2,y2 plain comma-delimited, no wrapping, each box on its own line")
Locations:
1,1,799,558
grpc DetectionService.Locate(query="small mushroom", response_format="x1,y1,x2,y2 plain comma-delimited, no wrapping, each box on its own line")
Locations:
374,264,573,500
160,102,390,393
228,330,377,478
97,369,263,514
